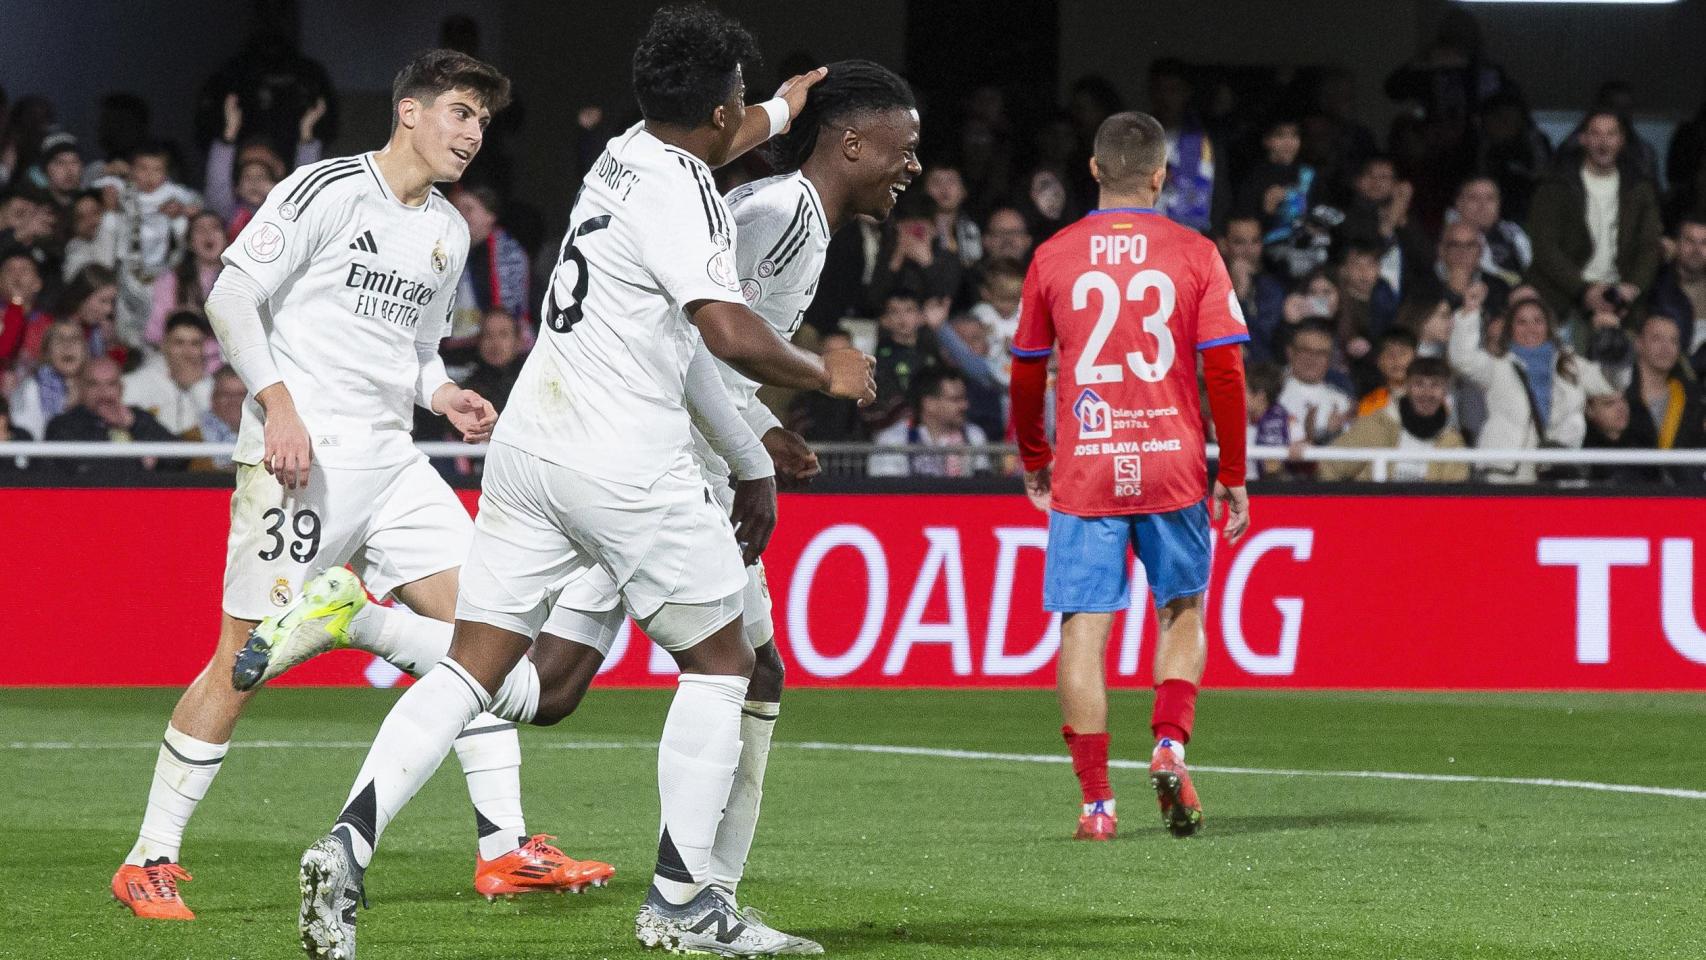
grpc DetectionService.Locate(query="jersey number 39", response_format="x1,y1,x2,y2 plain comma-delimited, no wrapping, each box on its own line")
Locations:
1071,269,1176,385
544,215,612,334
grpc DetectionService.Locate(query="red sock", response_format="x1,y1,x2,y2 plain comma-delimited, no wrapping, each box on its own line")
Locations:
1151,679,1199,745
1061,726,1112,803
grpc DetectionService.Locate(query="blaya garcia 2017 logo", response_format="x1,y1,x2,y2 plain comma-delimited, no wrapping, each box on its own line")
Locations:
1074,388,1113,440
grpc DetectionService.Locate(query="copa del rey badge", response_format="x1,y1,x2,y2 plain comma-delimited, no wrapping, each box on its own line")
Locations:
431,239,448,274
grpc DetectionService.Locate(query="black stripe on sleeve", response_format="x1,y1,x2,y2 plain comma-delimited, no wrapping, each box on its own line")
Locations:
285,158,361,205
677,156,720,240
294,168,363,216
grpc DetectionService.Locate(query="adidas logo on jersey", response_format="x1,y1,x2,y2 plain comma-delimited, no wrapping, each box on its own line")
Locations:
349,230,379,254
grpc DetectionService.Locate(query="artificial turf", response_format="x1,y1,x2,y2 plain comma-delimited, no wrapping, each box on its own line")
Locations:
4,687,1702,959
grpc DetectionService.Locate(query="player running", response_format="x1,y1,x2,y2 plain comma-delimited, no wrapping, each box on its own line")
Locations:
110,50,607,923
1009,111,1252,842
293,8,875,960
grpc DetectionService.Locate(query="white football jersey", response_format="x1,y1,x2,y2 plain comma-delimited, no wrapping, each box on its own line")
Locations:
495,123,745,486
223,153,468,468
690,172,831,479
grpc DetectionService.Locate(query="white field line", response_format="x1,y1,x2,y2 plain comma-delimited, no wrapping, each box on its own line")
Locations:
7,737,1704,801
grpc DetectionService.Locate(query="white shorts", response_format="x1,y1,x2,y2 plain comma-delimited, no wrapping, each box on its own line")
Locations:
545,462,774,652
456,442,747,645
222,456,471,621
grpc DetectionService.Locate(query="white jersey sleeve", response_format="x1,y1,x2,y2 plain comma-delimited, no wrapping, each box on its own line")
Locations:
224,160,357,296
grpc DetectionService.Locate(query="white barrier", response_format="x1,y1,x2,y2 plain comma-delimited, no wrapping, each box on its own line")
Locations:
3,441,1706,483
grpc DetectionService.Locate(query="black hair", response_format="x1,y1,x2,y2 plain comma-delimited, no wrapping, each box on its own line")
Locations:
164,310,211,337
1677,213,1706,235
1356,152,1396,177
1338,238,1385,263
393,48,511,117
1288,317,1336,344
128,139,170,163
909,366,964,418
0,244,34,270
978,257,1026,285
1377,327,1419,351
1245,361,1285,403
631,4,759,127
1406,355,1451,381
767,59,914,173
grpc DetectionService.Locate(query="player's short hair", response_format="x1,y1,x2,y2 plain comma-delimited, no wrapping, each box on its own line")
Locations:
1245,361,1285,403
164,310,211,338
1405,356,1451,381
392,48,512,118
768,59,915,173
631,4,759,127
1092,112,1167,189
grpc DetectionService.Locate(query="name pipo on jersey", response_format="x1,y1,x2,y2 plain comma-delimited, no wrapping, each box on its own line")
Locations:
496,124,747,486
223,153,468,468
1012,209,1248,516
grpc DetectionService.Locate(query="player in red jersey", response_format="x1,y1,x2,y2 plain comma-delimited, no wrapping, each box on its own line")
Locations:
1009,112,1251,840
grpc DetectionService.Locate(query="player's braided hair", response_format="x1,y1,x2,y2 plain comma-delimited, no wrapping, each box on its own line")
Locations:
767,59,915,173
632,4,759,126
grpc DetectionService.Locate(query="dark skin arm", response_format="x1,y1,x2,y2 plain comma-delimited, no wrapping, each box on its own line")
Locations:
689,299,876,402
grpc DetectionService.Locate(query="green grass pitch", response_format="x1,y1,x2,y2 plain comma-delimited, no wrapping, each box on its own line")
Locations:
4,687,1702,959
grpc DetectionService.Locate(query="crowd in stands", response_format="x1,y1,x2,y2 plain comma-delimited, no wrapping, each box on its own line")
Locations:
3,9,1705,484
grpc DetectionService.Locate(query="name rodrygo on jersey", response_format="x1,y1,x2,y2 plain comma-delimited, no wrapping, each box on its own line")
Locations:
223,153,468,469
495,123,747,487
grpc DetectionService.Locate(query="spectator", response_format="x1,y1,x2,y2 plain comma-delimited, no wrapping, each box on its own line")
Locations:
967,257,1025,384
1582,390,1655,483
1448,285,1614,482
924,166,981,267
1234,118,1314,255
186,364,245,472
60,192,107,280
457,308,527,413
0,395,28,473
1321,355,1470,482
94,141,202,346
1474,91,1553,225
1623,313,1706,484
867,293,941,431
1336,154,1426,298
1148,58,1226,234
46,355,180,474
1278,269,1355,392
1415,219,1511,315
33,133,85,243
1394,295,1453,359
1244,360,1290,480
89,93,151,185
1,245,47,369
1451,176,1531,287
1335,240,1399,357
981,206,1032,264
1571,82,1661,184
1356,328,1419,415
1650,216,1706,376
788,328,864,442
123,311,214,435
22,264,120,369
196,2,339,163
924,304,1004,444
1219,215,1287,362
451,185,533,345
1277,320,1355,445
8,318,87,440
1526,109,1662,333
868,368,991,477
0,95,58,187
0,189,59,278
148,210,226,352
1299,67,1378,201
205,92,324,238
868,211,963,309
1017,166,1074,241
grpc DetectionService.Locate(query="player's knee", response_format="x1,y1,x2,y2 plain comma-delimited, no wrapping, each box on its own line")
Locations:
531,685,587,726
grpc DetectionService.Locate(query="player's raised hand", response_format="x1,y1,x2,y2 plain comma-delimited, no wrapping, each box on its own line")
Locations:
823,347,877,405
257,384,312,490
1212,480,1250,544
761,426,820,490
730,476,778,565
1023,465,1051,513
442,388,498,443
774,67,829,133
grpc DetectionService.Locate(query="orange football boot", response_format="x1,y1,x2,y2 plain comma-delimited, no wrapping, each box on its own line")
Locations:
474,834,614,900
112,860,195,920
1074,801,1118,841
1150,745,1204,837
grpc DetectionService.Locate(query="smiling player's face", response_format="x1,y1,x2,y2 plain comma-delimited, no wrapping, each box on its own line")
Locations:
410,88,490,183
850,108,922,221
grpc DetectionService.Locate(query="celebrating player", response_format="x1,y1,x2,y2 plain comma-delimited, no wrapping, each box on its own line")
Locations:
110,51,608,923
294,7,876,960
1009,111,1252,842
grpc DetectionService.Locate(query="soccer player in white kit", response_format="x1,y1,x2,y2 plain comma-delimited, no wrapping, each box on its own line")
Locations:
110,51,603,923
295,9,877,960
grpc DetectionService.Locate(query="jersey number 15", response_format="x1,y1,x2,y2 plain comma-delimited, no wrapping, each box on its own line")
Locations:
1072,269,1177,386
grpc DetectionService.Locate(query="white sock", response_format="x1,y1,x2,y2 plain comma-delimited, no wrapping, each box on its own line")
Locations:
333,658,488,869
708,700,778,893
1082,798,1117,816
653,674,748,904
1156,737,1186,762
126,725,228,865
348,604,453,678
454,716,528,861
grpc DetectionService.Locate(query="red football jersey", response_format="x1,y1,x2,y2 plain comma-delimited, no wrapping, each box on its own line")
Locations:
1011,209,1249,516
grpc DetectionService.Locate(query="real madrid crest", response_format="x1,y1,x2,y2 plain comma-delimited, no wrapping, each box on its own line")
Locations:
431,240,448,274
271,578,294,607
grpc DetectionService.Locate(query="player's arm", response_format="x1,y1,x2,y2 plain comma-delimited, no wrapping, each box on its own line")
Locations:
713,67,827,171
685,338,776,564
1196,248,1253,542
691,300,872,399
1009,256,1056,512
